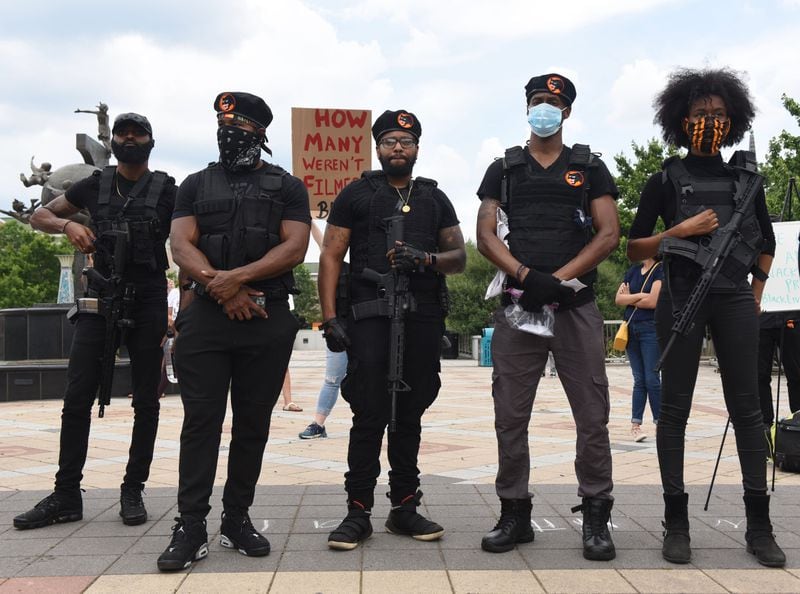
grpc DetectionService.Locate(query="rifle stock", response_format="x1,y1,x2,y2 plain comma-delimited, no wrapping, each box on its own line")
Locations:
655,168,763,371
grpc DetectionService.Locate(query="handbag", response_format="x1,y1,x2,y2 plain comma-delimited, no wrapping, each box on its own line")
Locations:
613,321,629,351
613,262,661,352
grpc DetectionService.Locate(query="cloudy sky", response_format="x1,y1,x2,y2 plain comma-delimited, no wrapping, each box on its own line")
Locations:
2,0,799,262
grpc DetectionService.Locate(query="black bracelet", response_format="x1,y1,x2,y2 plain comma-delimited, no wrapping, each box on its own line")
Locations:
429,253,437,268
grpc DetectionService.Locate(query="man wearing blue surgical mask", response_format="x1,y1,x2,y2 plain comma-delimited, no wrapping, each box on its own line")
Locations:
476,73,620,560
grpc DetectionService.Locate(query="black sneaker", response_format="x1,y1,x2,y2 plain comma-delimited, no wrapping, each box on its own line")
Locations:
220,511,271,556
328,502,373,550
299,422,327,439
120,485,147,526
13,492,82,530
157,516,209,572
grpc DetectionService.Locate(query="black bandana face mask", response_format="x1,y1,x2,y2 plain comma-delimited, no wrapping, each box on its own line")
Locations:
217,126,263,171
111,139,154,164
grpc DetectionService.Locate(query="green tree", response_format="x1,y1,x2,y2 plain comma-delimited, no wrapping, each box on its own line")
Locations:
612,138,680,269
761,94,800,219
445,240,499,335
0,221,72,308
292,263,320,326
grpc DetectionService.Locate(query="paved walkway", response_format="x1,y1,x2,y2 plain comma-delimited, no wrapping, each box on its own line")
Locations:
1,352,799,593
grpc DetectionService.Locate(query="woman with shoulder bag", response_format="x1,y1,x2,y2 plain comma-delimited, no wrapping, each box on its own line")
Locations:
615,258,663,442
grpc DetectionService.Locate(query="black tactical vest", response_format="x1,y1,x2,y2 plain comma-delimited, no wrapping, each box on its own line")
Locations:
350,171,441,300
662,151,763,290
193,163,286,272
94,166,170,272
502,144,597,287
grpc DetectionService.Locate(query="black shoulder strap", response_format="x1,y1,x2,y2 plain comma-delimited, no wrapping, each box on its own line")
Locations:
414,176,438,188
500,146,526,207
97,166,116,206
259,165,285,192
662,156,693,196
144,171,168,212
361,170,385,191
568,143,594,169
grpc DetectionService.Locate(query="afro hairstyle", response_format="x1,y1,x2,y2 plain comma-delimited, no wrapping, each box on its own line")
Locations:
653,68,755,149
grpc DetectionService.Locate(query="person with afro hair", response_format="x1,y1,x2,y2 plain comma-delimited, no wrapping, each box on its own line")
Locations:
627,68,784,568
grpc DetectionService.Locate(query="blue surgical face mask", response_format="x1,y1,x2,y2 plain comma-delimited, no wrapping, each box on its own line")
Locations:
527,103,565,138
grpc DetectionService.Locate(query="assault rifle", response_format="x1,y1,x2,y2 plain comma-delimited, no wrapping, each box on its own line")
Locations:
83,228,136,417
361,215,415,432
655,167,763,371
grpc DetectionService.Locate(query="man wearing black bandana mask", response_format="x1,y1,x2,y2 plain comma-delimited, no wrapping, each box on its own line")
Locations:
159,91,310,571
17,112,176,533
629,68,783,568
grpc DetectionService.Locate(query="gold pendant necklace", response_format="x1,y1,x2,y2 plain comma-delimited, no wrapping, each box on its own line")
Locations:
115,175,125,199
395,180,413,213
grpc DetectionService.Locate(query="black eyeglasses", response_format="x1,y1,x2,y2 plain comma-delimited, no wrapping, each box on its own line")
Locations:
378,137,417,149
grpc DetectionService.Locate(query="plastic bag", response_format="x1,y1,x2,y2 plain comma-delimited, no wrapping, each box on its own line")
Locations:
504,288,555,336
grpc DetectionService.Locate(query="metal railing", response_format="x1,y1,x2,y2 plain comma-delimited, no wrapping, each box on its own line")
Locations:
455,320,717,362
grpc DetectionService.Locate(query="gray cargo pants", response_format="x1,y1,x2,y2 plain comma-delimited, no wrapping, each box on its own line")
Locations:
491,300,613,500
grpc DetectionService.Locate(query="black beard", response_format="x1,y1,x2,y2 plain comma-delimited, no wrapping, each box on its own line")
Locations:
111,139,153,164
378,153,416,177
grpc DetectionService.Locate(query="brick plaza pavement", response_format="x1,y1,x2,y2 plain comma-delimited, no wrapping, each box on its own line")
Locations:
1,351,799,593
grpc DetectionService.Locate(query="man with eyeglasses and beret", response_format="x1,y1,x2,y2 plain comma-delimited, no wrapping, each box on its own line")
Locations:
158,91,310,571
476,73,620,559
16,113,176,532
318,109,466,550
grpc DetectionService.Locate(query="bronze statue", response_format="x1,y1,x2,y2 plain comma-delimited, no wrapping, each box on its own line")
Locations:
75,102,111,150
19,156,53,187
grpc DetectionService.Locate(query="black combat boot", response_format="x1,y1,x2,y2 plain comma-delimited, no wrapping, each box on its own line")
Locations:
328,500,373,550
481,497,534,553
385,490,444,541
743,493,786,567
572,497,616,561
662,492,691,563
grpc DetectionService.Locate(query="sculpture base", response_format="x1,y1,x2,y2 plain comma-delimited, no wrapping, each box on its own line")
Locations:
0,359,180,402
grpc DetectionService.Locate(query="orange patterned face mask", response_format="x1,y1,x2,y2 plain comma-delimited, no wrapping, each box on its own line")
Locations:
683,116,731,154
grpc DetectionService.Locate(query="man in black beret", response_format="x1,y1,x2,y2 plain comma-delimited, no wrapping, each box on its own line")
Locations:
158,91,310,571
16,112,175,532
476,73,620,559
318,109,466,550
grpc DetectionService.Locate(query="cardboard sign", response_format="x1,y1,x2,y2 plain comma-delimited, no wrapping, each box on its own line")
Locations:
291,108,371,219
761,221,800,312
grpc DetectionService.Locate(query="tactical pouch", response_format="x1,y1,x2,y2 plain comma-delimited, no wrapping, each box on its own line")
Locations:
198,234,228,270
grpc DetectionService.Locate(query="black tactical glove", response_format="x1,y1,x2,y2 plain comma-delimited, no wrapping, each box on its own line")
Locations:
393,242,428,272
519,269,573,311
321,317,351,352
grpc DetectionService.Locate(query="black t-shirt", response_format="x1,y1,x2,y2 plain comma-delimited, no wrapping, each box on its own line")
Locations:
476,145,619,307
174,162,311,294
329,177,459,236
65,169,176,303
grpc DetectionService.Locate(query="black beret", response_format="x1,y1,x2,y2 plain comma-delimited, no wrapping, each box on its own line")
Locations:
371,109,422,142
214,91,273,129
525,73,576,106
112,112,152,136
